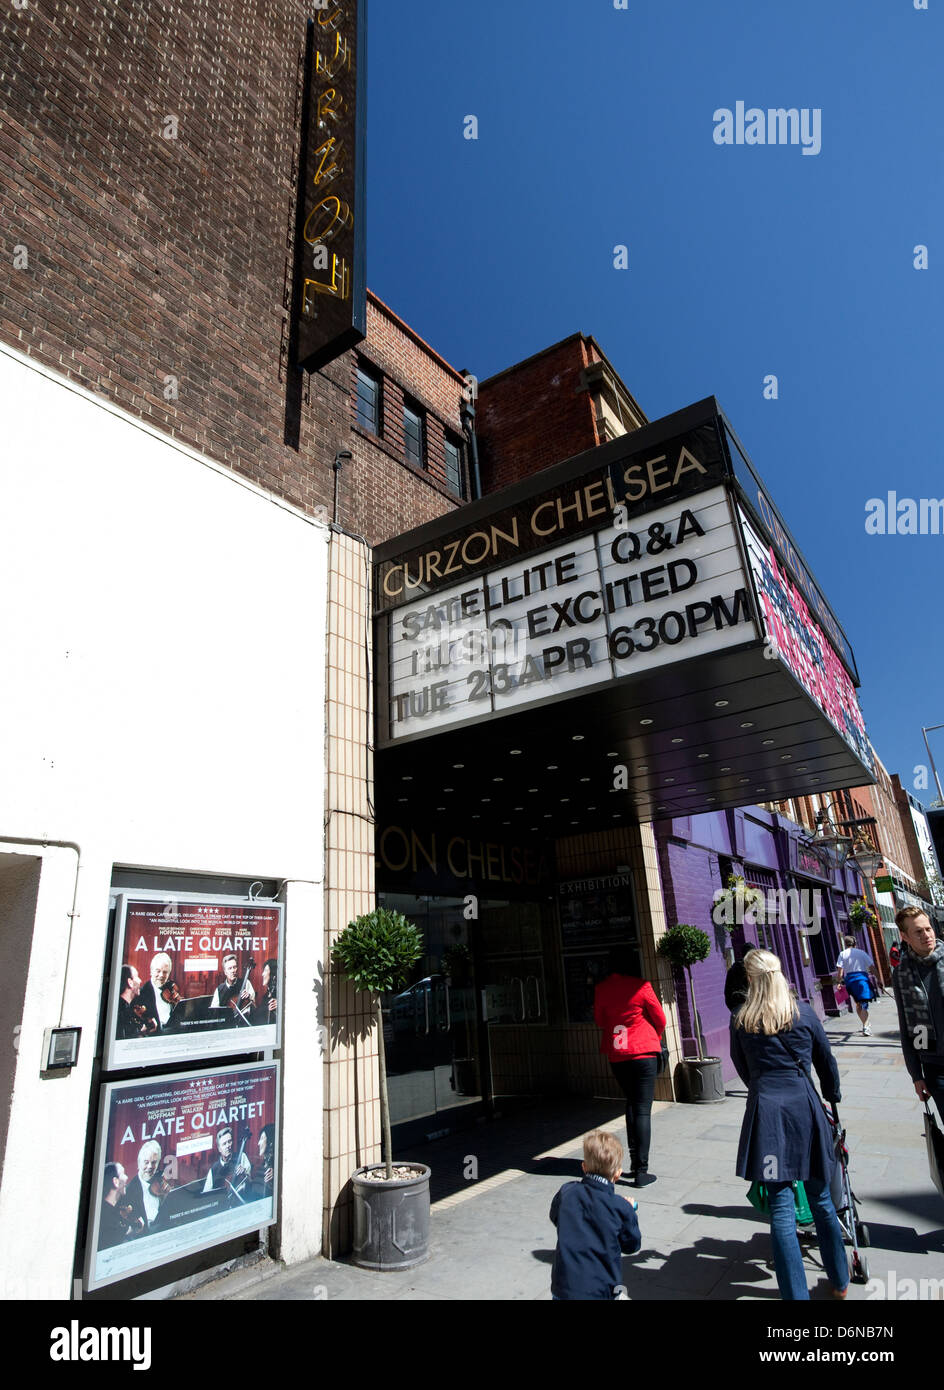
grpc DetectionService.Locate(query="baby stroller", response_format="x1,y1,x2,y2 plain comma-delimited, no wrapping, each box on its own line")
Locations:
798,1102,870,1282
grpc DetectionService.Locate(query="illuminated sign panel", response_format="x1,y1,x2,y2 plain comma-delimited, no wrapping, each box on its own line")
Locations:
293,2,367,372
384,485,758,743
723,420,856,681
739,508,873,773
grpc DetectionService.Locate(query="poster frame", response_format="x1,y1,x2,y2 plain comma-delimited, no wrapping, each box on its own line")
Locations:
103,890,283,1072
84,1059,279,1292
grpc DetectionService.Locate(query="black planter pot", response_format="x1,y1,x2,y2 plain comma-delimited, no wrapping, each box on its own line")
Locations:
351,1163,431,1271
678,1056,726,1103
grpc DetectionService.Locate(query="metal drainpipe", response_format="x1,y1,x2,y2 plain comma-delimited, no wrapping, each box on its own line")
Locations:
461,402,482,501
333,449,352,524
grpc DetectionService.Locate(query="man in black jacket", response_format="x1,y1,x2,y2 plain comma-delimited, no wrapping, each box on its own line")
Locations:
892,906,944,1123
724,944,757,1013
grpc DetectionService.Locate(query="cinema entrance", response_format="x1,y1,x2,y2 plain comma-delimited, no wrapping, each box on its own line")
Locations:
376,821,656,1148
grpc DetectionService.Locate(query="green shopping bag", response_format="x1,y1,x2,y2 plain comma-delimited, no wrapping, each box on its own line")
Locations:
747,1180,814,1225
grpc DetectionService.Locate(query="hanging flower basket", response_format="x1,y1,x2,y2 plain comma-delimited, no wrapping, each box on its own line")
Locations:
848,899,877,929
711,873,763,927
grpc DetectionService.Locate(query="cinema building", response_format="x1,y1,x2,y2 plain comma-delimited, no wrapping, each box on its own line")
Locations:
0,0,880,1300
371,392,878,1149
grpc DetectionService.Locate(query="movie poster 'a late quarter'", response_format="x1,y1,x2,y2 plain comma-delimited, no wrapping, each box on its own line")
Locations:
104,895,282,1070
86,1062,278,1290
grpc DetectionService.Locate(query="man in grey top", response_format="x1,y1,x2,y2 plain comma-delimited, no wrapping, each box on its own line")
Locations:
891,906,944,1123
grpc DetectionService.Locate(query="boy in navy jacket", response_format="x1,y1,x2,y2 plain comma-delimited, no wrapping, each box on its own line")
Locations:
550,1130,641,1300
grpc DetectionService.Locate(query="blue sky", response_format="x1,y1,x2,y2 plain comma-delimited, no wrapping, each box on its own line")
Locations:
365,0,943,800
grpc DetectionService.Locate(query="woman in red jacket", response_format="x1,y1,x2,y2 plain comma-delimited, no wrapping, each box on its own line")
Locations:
594,948,667,1187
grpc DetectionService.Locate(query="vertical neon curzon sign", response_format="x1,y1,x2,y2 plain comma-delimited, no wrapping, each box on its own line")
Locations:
293,2,367,372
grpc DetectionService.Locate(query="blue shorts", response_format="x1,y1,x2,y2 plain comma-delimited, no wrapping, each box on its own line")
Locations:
844,972,874,1004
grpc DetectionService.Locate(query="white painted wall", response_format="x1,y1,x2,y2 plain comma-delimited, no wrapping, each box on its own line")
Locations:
0,343,328,1295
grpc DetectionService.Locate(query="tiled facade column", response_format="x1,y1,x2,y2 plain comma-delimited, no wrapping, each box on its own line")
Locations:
630,822,680,1101
323,530,380,1256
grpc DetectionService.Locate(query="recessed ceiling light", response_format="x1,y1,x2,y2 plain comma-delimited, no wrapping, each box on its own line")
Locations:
657,806,667,812
796,767,808,773
739,778,750,784
398,797,408,802
714,700,729,708
514,806,523,811
721,767,731,772
580,777,590,783
762,739,774,747
697,753,709,760
481,797,491,803
502,820,510,826
493,776,503,782
671,738,683,745
453,763,464,769
613,813,622,818
687,787,697,793
531,826,538,831
740,722,754,730
638,765,648,772
510,749,522,755
572,734,584,742
756,788,766,793
640,719,653,726
402,775,413,781
812,778,821,783
570,820,578,825
780,755,792,761
529,787,538,793
707,796,717,802
607,751,619,758
472,814,480,819
609,788,618,794
437,806,445,811
588,806,597,811
547,764,558,771
444,787,453,792
561,798,570,803
665,778,675,784
544,813,552,818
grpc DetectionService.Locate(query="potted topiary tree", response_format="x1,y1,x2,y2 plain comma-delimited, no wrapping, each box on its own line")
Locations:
657,923,725,1104
332,906,430,1270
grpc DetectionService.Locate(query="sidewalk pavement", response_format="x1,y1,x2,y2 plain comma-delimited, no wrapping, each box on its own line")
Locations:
181,1000,944,1301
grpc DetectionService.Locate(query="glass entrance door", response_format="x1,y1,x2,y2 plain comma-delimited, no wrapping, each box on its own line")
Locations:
480,899,551,1097
379,894,485,1144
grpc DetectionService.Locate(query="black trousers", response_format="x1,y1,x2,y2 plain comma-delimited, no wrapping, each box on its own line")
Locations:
610,1055,660,1170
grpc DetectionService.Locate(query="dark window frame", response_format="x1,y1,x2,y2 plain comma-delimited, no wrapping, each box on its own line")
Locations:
403,398,425,469
443,431,467,499
355,362,382,436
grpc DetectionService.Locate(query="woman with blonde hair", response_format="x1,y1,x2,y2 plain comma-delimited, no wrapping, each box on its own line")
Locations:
731,949,849,1300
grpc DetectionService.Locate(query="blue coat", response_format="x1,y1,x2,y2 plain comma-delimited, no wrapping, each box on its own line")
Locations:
730,1002,841,1183
550,1173,641,1300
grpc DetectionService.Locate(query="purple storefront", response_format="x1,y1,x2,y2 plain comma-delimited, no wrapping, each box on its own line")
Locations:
655,806,873,1077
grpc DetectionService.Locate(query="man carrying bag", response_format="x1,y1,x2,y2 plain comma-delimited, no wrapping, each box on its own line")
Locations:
891,906,944,1197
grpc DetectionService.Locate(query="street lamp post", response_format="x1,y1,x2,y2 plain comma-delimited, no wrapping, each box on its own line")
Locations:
921,724,944,804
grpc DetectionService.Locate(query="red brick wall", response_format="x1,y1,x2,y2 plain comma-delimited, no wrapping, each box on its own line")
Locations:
0,0,463,546
475,335,602,494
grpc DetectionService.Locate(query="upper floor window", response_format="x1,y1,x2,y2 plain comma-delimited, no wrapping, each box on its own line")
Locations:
356,364,382,435
403,400,425,468
443,433,466,498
